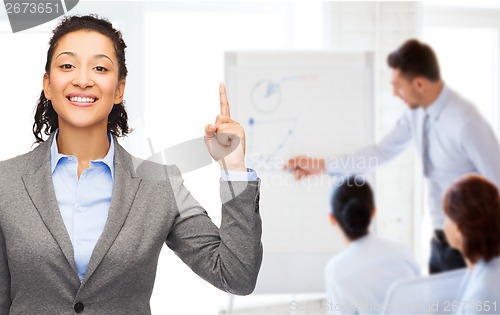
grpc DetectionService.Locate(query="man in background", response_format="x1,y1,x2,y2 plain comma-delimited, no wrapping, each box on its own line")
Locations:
286,39,500,274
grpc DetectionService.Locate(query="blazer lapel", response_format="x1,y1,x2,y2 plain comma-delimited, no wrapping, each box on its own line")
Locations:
21,133,79,278
81,136,142,286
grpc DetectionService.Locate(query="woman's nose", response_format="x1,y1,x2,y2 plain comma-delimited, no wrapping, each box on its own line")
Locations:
72,70,94,88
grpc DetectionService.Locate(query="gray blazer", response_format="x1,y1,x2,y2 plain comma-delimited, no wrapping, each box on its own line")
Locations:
0,133,262,314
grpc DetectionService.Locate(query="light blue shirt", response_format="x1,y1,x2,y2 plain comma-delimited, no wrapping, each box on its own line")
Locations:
50,130,257,281
326,84,500,228
51,130,114,281
221,169,257,181
455,256,500,314
325,234,420,315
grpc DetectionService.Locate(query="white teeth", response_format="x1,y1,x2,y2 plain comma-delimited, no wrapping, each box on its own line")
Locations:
69,96,95,103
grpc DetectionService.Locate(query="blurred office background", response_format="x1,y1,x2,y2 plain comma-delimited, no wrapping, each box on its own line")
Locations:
1,1,499,314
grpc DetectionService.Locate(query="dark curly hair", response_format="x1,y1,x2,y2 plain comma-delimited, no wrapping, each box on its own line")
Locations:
33,14,131,143
444,175,500,263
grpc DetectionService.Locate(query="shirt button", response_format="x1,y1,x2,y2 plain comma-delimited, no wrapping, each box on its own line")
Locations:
68,156,73,161
74,302,84,313
78,206,84,212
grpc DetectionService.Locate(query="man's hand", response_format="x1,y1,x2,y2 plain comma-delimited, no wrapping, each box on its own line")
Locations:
285,156,326,180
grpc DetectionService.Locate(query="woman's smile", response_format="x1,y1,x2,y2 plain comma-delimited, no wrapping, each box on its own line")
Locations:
66,92,99,107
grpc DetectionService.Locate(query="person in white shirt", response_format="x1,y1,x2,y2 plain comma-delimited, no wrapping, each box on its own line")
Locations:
325,176,420,315
287,39,500,274
443,175,500,315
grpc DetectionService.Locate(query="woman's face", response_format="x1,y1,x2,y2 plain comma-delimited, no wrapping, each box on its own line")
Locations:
443,215,464,253
43,30,125,131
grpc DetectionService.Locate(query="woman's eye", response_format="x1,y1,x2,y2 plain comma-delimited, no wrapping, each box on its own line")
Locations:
60,64,73,70
94,66,108,72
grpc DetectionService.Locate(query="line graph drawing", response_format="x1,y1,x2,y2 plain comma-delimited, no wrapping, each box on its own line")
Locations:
247,116,298,171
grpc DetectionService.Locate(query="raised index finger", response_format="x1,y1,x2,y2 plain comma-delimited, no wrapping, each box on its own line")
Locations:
220,82,231,117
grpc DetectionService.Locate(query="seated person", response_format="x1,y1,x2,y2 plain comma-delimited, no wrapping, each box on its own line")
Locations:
443,175,500,314
325,176,420,314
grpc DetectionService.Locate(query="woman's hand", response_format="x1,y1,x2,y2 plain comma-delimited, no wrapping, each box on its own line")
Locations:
205,83,246,172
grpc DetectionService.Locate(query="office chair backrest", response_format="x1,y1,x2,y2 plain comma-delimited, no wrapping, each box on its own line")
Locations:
381,268,467,314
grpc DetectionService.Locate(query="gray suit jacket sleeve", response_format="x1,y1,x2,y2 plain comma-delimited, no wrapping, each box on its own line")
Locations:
0,224,11,313
165,165,262,295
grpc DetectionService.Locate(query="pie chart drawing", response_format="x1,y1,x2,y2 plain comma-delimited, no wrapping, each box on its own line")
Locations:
251,80,281,114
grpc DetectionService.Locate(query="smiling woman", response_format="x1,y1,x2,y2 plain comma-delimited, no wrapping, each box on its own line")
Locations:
34,16,130,148
0,14,262,315
40,29,127,179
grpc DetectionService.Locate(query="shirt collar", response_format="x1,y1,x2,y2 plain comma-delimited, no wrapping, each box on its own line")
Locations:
424,83,450,120
50,129,115,179
349,233,372,248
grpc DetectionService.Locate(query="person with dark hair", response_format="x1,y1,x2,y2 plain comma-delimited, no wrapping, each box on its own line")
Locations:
0,15,262,314
325,177,419,315
443,175,500,314
287,38,500,274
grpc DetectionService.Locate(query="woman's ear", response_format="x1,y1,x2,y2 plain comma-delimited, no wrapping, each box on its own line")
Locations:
43,73,51,100
455,228,464,247
329,213,337,226
371,208,377,219
114,79,126,104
